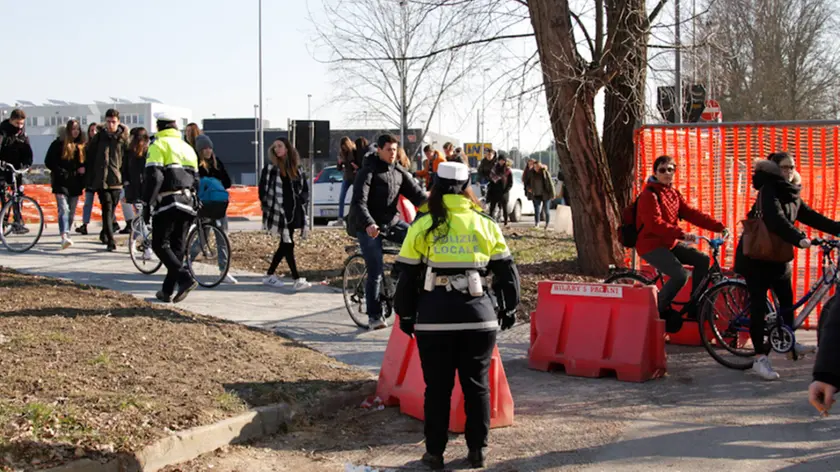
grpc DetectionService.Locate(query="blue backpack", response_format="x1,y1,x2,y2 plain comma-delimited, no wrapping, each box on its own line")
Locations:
198,177,229,203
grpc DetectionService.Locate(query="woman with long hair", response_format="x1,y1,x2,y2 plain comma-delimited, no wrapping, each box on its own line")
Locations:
76,122,101,235
258,137,312,291
194,135,237,284
184,123,202,150
119,127,149,235
44,119,86,249
397,146,412,171
735,152,840,380
335,136,357,223
394,162,520,469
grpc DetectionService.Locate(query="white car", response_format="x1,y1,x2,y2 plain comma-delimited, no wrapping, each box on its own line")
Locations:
471,168,534,222
312,166,352,222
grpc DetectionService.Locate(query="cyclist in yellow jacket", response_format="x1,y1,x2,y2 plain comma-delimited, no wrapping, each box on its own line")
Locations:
394,162,520,470
142,113,199,303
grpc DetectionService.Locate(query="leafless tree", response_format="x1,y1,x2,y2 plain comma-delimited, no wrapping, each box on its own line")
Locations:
691,0,840,121
310,0,524,157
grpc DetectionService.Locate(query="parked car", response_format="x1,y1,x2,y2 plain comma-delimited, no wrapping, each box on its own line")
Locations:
471,168,534,222
312,166,351,222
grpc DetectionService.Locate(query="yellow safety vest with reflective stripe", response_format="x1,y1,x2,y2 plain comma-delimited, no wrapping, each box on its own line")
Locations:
145,128,199,213
397,194,511,270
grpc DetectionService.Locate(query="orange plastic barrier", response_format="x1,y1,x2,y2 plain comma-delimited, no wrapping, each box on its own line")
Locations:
635,123,840,329
23,184,262,223
376,316,514,433
528,281,667,382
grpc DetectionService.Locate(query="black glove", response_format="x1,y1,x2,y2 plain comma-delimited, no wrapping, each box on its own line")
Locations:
498,310,516,330
142,205,151,225
399,316,415,337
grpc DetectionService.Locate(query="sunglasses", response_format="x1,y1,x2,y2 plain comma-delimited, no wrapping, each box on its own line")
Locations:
657,166,676,174
780,164,796,170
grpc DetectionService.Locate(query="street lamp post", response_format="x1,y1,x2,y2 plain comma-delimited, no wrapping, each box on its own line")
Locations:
253,104,259,182
399,0,408,147
258,0,265,169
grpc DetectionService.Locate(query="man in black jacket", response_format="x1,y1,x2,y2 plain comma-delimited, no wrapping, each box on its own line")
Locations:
87,109,129,251
350,134,426,330
811,302,840,415
0,109,33,232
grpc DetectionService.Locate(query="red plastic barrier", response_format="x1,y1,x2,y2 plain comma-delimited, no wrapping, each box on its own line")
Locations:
376,316,514,433
528,281,667,382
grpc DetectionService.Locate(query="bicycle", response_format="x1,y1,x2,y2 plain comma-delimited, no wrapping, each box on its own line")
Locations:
698,238,840,370
128,203,162,275
342,239,401,329
0,162,44,253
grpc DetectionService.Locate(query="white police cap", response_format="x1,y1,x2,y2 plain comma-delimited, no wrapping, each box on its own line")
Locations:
155,111,177,122
437,162,470,182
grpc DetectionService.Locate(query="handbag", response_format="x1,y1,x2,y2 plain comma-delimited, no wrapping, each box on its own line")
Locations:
740,190,795,263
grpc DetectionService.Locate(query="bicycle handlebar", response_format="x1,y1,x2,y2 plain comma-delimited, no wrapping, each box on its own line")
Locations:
811,238,840,249
0,162,27,175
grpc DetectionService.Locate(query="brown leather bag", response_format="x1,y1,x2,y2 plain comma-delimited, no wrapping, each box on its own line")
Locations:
740,190,795,263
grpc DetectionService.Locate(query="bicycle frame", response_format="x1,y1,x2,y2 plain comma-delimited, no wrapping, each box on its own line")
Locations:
773,243,839,331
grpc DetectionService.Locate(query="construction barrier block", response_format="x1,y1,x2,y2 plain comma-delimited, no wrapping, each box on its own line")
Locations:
376,316,514,433
528,281,666,382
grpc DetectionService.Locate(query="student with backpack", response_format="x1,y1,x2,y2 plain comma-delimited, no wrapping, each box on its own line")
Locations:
622,155,727,332
195,135,237,285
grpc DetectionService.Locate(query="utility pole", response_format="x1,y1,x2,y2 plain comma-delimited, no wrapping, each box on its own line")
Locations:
258,0,265,169
253,104,259,181
675,0,683,124
399,0,408,148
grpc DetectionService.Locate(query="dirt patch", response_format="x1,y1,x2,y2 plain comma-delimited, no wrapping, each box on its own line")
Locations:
0,267,373,471
229,227,598,318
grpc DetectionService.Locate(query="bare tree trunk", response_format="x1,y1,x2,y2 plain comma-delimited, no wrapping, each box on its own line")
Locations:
603,0,649,210
529,0,623,276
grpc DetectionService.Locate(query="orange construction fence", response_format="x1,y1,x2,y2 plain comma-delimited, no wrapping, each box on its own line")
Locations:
24,185,261,224
635,122,840,328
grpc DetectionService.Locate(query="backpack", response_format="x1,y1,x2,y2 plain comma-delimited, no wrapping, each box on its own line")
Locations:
198,177,229,203
618,189,656,248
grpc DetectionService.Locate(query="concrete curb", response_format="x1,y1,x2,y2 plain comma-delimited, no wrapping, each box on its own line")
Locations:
44,381,377,472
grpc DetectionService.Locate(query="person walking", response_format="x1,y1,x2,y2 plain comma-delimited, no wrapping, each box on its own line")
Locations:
394,161,520,470
76,122,101,236
636,155,726,333
415,145,446,189
486,155,513,226
0,109,34,229
259,137,312,291
44,119,86,249
334,136,358,225
87,109,129,251
349,134,427,330
122,127,151,261
530,163,556,229
735,153,840,380
477,148,496,184
194,134,238,285
142,113,199,303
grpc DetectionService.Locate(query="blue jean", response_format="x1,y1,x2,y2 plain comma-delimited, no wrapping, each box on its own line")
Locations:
189,219,229,270
56,194,79,236
338,179,352,219
82,189,95,224
357,220,409,322
534,199,550,225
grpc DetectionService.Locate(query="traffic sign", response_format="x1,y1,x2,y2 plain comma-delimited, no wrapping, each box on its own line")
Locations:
702,99,722,122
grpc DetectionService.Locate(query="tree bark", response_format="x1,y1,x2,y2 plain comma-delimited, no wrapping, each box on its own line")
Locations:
602,0,649,210
529,0,623,276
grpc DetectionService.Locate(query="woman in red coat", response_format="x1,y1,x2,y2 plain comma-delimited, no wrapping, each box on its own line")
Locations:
636,155,727,332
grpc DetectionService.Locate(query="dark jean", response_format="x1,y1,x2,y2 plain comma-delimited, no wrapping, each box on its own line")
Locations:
357,220,409,322
640,243,710,317
745,270,794,356
338,179,352,219
152,210,194,296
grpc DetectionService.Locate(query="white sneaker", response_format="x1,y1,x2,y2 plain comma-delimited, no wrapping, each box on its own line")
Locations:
327,220,344,227
143,248,154,261
263,275,285,288
293,278,312,291
369,318,388,330
752,355,780,381
787,342,817,360
223,273,239,285
61,235,73,250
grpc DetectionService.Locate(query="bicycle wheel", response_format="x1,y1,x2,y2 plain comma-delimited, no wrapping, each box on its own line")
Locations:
699,280,765,370
186,223,230,288
128,219,161,275
343,253,370,329
0,196,44,253
604,271,653,287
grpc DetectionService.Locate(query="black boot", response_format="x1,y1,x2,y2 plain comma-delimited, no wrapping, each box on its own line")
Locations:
421,452,444,470
75,223,88,235
661,308,684,334
467,449,485,468
119,219,133,234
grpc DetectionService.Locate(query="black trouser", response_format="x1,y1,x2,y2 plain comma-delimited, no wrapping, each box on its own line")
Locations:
488,194,509,225
745,270,794,356
152,210,194,296
416,329,497,456
640,243,710,317
267,231,299,280
97,189,121,244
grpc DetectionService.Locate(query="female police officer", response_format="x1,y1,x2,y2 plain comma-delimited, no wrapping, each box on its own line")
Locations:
394,161,520,470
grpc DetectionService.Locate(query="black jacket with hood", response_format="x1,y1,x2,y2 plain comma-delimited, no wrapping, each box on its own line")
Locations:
735,160,840,278
44,139,85,196
87,124,129,190
349,151,426,234
0,119,33,183
122,148,147,203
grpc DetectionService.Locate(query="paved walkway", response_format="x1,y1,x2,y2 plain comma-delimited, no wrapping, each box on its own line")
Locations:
3,230,839,471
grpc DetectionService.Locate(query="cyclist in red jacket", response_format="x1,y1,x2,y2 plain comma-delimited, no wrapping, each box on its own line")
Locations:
636,155,727,332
